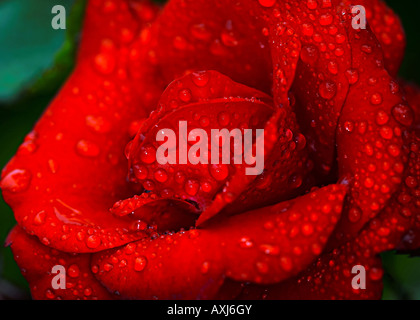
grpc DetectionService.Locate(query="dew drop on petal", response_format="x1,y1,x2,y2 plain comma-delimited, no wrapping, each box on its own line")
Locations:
134,256,147,272
375,110,389,126
140,145,156,164
348,206,362,223
345,69,359,85
76,140,100,158
256,261,269,274
191,71,210,87
201,261,210,274
1,169,32,193
392,103,414,127
86,235,101,249
319,80,337,100
184,179,200,196
179,89,192,103
93,53,116,75
154,169,168,183
239,237,254,248
67,264,80,278
217,111,230,127
280,256,293,272
258,0,276,8
33,210,46,226
307,0,317,10
209,164,229,181
370,93,383,105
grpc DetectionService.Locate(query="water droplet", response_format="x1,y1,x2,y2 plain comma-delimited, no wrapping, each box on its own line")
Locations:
154,169,168,183
302,23,314,36
45,289,56,299
239,237,254,248
392,103,414,127
364,177,375,188
68,264,80,278
217,112,230,127
375,110,389,126
319,80,337,100
191,71,210,87
348,206,362,223
18,141,38,155
301,223,314,236
380,126,393,140
370,93,383,105
221,30,239,47
76,140,100,158
327,61,338,75
140,145,156,164
190,23,212,41
85,115,111,133
369,267,383,281
344,121,354,133
175,171,185,184
133,164,148,180
91,265,99,274
199,116,210,127
295,133,306,151
201,261,210,274
280,256,293,272
259,244,280,255
345,69,359,85
179,89,192,103
258,0,276,7
86,235,101,249
103,263,114,272
184,179,200,196
307,0,317,9
84,288,92,297
300,45,319,65
33,210,46,226
130,220,148,231
319,14,333,26
288,174,302,189
256,261,269,274
93,53,116,75
210,164,229,181
1,169,32,193
134,256,147,272
387,144,401,157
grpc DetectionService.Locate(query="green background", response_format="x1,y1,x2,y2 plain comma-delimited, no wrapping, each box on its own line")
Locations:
0,0,419,299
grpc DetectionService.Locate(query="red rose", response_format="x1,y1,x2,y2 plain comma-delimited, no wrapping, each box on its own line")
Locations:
2,0,419,300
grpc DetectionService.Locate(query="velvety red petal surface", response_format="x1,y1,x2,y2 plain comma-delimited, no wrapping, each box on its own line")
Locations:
2,0,418,301
7,226,116,300
1,0,163,253
125,70,275,215
331,22,409,245
93,185,345,299
124,70,311,225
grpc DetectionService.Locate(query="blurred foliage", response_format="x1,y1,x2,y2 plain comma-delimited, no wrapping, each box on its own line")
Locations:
0,0,85,299
0,0,419,299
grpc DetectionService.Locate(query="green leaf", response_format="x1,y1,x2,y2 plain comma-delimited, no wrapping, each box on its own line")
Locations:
0,0,86,103
382,251,420,300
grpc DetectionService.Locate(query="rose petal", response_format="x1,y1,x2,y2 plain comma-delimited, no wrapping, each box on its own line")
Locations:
237,242,384,300
402,81,420,134
350,0,406,76
1,0,163,252
126,70,310,225
331,22,409,245
92,184,345,299
6,226,116,300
